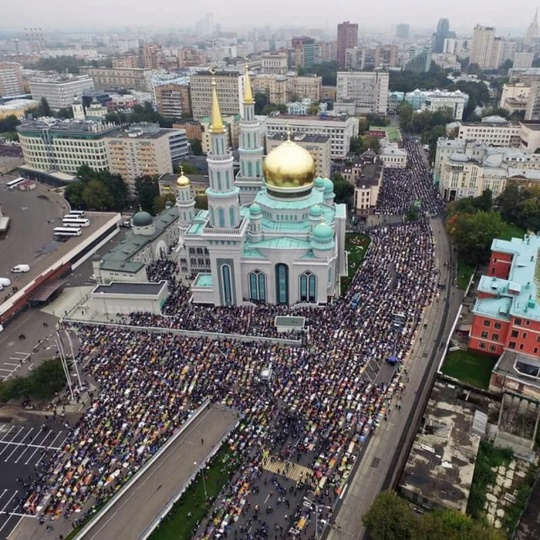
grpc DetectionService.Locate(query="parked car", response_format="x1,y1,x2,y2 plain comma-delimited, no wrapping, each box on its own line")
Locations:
0,277,11,287
11,264,30,273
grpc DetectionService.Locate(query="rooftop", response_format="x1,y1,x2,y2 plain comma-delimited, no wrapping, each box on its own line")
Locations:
93,281,167,296
399,381,482,513
17,117,121,138
493,350,540,397
268,133,331,144
192,273,213,288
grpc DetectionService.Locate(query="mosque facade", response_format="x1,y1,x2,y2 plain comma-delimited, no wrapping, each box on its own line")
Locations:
174,65,347,306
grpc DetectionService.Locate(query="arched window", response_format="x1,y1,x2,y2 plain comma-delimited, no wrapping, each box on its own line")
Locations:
216,171,222,191
275,263,289,304
249,270,266,302
221,264,232,305
218,208,225,227
229,206,235,227
247,161,253,177
300,271,317,303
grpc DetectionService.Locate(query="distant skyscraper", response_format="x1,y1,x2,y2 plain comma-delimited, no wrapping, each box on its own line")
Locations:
404,44,432,73
432,18,454,53
525,9,540,45
337,21,359,69
470,24,496,70
395,24,410,39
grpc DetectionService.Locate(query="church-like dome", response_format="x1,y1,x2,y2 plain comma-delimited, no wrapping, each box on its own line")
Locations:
323,178,334,193
309,204,322,217
313,222,333,241
314,177,325,189
132,211,153,227
177,173,190,187
263,139,316,189
250,202,262,216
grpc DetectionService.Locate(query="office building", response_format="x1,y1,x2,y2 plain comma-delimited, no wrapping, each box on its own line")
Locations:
335,71,389,115
379,143,408,168
291,37,317,68
470,24,496,70
509,67,540,84
0,62,24,97
395,24,410,39
499,83,530,115
374,46,398,68
82,67,154,91
469,235,540,357
261,53,288,75
404,89,469,120
513,52,534,70
432,18,455,54
189,70,243,120
153,82,191,119
404,44,432,73
288,76,322,102
173,120,202,141
265,114,359,158
104,123,188,196
337,21,359,69
0,99,39,120
525,81,540,120
252,74,288,105
266,133,331,179
28,75,95,110
457,119,521,147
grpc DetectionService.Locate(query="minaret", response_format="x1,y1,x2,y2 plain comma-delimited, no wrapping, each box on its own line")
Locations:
205,68,241,229
235,59,264,205
526,9,540,44
176,167,196,227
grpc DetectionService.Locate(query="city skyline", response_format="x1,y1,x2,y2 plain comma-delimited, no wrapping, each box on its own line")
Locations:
1,0,539,34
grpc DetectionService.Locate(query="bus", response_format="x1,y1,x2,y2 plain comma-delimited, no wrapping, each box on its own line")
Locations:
6,177,25,189
62,217,90,228
66,210,86,217
54,227,82,237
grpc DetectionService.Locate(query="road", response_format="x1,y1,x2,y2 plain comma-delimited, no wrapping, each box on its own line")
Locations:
326,217,463,540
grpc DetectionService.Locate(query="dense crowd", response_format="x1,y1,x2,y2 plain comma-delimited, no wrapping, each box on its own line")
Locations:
23,218,438,535
0,140,23,157
376,136,445,217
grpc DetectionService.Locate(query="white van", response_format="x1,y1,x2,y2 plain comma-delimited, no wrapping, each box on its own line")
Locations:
11,264,30,273
0,277,11,287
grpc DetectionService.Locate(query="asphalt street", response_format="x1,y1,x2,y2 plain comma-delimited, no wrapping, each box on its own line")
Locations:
0,422,68,540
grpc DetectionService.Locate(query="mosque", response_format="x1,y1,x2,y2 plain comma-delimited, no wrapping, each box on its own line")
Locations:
129,65,347,306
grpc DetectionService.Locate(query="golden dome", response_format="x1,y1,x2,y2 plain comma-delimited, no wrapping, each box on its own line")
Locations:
263,139,316,189
176,173,190,187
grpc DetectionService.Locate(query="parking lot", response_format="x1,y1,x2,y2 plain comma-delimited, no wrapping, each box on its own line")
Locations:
0,423,68,540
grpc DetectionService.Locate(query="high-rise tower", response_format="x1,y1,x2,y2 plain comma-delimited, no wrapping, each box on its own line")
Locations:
526,9,540,45
205,69,240,229
235,61,264,205
337,21,358,69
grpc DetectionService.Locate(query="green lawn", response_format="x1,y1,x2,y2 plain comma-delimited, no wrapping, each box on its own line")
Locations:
149,448,238,540
457,257,476,290
501,222,526,241
441,349,498,389
341,233,371,294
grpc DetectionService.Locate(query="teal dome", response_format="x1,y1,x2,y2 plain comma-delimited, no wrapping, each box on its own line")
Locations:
314,177,325,189
132,211,153,227
313,222,333,241
250,203,262,216
309,204,323,218
323,178,334,193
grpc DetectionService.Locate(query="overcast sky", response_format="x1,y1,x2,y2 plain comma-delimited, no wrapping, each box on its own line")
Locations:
2,0,538,34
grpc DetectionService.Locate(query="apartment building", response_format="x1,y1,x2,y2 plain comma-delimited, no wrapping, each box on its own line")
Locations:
499,83,530,115
28,75,95,109
251,74,288,105
261,53,288,75
470,24,496,69
341,151,382,215
469,235,540,357
337,21,359,69
266,133,331,179
265,114,359,158
0,62,24,96
82,67,154,91
405,88,469,120
287,75,322,102
153,82,191,119
17,117,114,173
525,81,540,121
189,70,243,120
199,114,240,153
457,120,521,147
335,71,389,115
513,52,534,70
104,123,188,195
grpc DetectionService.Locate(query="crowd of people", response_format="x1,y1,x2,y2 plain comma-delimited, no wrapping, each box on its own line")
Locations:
376,136,445,217
0,140,23,157
20,138,444,538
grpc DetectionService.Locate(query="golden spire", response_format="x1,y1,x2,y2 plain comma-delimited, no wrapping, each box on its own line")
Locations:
243,56,254,105
209,67,225,134
286,122,292,141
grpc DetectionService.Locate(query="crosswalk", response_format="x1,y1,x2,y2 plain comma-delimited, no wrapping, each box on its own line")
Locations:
262,456,314,483
0,353,29,381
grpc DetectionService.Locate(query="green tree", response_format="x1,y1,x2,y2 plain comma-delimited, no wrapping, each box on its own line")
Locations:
419,510,505,539
349,136,365,155
363,135,381,153
82,179,113,210
332,173,354,205
357,117,369,135
363,491,416,540
254,92,269,115
194,195,208,209
56,107,74,119
40,97,52,117
153,193,176,214
406,203,420,221
307,103,320,115
176,161,200,175
475,189,493,212
135,175,160,214
497,183,522,224
0,115,21,133
190,139,203,155
64,182,86,209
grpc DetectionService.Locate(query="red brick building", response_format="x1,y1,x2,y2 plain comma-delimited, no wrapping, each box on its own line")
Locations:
469,235,540,357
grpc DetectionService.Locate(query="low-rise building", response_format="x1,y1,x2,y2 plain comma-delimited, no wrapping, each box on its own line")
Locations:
379,143,408,168
335,71,389,115
153,82,191,119
457,119,521,148
28,75,95,109
158,172,208,199
469,234,540,357
172,120,203,141
518,122,540,153
82,67,154,91
341,150,383,214
499,83,530,115
265,114,359,158
0,62,24,96
0,99,39,120
405,88,468,120
251,74,288,105
266,133,331,179
260,53,288,75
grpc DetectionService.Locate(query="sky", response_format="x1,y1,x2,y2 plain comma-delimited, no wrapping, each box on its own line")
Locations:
1,0,538,34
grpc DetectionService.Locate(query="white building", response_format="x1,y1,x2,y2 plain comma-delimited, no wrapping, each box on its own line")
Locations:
265,114,359,158
405,89,469,120
261,53,288,75
499,83,530,115
379,143,408,168
457,119,521,148
28,75,95,109
0,62,24,96
470,24,496,70
513,52,534,70
335,71,389,115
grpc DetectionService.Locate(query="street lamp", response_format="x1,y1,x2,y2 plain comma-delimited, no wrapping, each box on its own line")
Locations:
194,461,208,499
